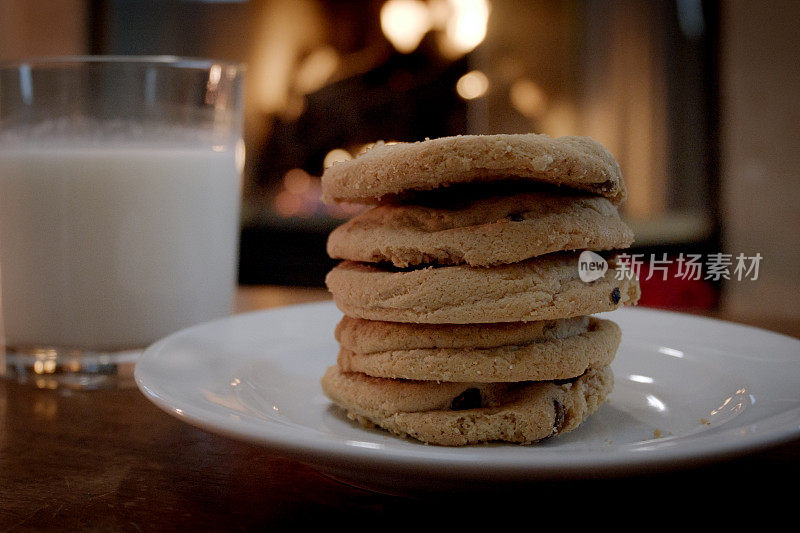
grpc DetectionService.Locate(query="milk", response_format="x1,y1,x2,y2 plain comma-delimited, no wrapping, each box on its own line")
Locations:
0,143,241,350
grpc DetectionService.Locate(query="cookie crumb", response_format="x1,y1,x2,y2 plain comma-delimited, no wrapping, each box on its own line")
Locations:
700,418,711,425
653,429,663,439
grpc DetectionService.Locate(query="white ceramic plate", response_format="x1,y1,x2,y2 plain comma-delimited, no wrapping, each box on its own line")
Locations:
135,302,800,493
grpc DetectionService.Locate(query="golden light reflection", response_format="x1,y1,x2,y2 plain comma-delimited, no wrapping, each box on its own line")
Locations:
235,138,246,176
294,46,340,94
510,78,547,118
283,168,313,194
381,0,490,57
208,63,222,86
710,396,732,416
204,63,223,105
31,348,58,375
32,376,58,389
249,0,325,114
274,168,322,218
381,0,431,54
539,99,578,139
33,359,57,374
442,0,490,57
456,70,489,99
323,148,353,168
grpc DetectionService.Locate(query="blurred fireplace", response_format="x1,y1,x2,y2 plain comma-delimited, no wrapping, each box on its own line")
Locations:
88,0,720,293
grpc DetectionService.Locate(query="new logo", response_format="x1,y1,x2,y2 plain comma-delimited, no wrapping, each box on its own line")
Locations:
578,251,608,282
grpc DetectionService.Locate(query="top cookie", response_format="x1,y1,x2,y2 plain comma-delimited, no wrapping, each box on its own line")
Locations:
321,134,625,205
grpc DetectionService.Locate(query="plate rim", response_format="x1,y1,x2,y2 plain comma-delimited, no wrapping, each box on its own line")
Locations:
135,302,800,478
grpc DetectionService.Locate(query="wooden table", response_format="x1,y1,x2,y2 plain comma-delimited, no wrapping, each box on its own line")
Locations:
1,287,798,528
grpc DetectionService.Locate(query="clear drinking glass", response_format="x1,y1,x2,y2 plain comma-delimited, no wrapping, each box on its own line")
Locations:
0,56,244,389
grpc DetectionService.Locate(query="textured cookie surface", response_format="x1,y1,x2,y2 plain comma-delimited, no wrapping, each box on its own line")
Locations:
321,365,614,446
327,192,634,267
321,134,625,205
320,367,521,415
336,315,590,353
326,252,640,324
338,317,620,382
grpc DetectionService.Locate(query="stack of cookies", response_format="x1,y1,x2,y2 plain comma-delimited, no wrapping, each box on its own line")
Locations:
320,134,640,446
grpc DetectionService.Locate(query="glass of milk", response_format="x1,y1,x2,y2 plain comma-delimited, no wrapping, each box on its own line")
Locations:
0,56,244,389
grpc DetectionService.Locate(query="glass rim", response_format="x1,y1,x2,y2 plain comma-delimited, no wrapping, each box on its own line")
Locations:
0,55,245,73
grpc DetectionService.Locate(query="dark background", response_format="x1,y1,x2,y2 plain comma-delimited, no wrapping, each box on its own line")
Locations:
87,0,720,296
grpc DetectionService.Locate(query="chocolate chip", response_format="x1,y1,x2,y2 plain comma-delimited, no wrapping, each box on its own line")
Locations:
553,399,566,433
506,212,525,222
450,388,482,411
611,287,621,304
